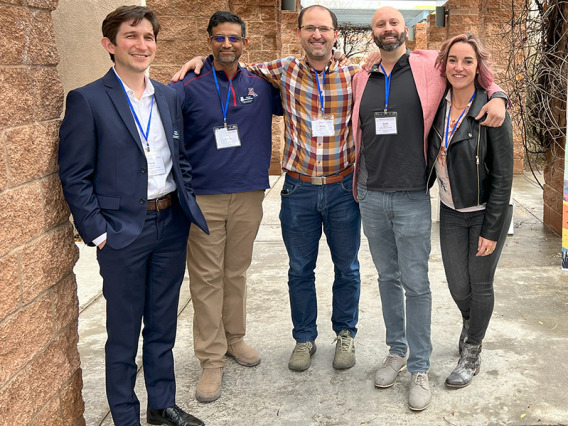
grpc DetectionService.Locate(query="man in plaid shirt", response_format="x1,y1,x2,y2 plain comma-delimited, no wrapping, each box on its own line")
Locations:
173,5,361,372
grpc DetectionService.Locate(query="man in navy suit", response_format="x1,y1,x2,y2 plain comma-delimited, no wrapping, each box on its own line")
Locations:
58,6,207,426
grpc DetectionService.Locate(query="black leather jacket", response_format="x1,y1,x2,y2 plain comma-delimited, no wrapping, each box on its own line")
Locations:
426,89,514,241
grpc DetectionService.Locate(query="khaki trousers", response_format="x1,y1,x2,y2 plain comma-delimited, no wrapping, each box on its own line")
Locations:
187,190,264,368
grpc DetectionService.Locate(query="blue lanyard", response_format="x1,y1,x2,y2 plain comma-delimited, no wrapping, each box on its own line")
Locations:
444,90,476,148
115,72,153,151
212,65,232,127
379,64,391,113
314,69,326,115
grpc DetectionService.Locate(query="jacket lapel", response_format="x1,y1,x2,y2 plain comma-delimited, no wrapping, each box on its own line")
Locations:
102,69,145,155
153,84,174,155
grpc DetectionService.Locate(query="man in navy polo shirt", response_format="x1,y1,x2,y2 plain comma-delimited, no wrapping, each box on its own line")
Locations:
169,11,282,403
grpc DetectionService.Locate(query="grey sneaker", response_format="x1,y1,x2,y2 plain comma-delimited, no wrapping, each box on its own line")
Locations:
408,372,431,411
332,330,356,370
374,354,407,388
446,342,482,388
288,341,316,371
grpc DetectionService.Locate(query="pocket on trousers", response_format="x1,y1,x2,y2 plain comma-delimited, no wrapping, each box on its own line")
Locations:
356,186,368,202
281,180,299,197
406,190,430,201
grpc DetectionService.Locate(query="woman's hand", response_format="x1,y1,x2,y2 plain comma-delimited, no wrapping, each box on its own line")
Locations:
476,236,497,257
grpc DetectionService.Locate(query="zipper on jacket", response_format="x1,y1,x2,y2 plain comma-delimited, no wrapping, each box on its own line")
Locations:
426,126,444,194
476,122,481,205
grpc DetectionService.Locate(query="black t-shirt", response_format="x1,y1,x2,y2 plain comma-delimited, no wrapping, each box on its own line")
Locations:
359,54,426,192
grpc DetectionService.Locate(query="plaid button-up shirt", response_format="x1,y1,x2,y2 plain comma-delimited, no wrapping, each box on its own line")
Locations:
247,57,360,176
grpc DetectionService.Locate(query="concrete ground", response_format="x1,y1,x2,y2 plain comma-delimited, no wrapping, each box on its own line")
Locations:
75,172,568,426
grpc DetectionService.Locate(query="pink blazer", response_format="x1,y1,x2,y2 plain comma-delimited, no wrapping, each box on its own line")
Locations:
351,49,500,200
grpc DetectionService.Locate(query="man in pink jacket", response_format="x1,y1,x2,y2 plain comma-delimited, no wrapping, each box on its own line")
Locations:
352,6,506,411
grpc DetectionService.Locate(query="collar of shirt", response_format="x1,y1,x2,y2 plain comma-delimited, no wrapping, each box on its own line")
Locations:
112,66,155,99
370,52,410,75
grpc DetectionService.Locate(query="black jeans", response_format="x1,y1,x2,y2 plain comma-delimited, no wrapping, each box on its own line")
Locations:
439,203,512,345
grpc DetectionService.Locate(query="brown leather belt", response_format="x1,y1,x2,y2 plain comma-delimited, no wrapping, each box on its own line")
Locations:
286,164,354,185
147,192,174,211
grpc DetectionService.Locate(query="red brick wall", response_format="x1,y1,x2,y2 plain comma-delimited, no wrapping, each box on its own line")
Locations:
0,0,84,424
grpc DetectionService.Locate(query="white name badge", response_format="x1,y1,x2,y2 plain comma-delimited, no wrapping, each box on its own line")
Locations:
374,111,398,135
214,125,241,149
146,151,166,176
312,114,335,137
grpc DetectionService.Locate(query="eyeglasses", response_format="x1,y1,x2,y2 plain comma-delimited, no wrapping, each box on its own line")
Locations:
299,25,335,34
210,35,244,43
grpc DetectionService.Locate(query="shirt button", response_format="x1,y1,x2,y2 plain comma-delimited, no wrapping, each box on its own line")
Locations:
468,133,472,137
141,168,147,174
139,199,145,204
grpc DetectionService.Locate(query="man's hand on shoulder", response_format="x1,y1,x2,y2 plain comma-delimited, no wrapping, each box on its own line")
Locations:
476,97,506,127
171,56,207,82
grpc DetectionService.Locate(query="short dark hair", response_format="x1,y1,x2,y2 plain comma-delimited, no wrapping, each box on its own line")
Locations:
102,6,160,62
298,5,338,30
207,11,246,38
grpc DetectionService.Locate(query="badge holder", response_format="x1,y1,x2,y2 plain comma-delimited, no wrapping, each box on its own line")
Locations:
312,114,335,137
374,111,398,135
214,124,241,149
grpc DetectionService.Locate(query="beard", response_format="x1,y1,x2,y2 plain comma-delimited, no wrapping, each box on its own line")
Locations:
373,31,406,51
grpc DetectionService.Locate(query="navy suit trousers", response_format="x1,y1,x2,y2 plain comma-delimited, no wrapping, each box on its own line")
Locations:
96,198,190,426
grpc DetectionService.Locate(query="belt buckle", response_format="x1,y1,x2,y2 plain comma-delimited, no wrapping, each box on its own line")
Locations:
311,176,325,185
155,199,161,211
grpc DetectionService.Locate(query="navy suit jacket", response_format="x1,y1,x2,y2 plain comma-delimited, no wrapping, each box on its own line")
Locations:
59,68,208,250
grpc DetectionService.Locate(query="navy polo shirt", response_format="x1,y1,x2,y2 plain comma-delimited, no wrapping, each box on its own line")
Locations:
170,56,282,195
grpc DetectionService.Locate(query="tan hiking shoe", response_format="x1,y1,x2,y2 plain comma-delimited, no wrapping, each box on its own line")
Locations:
195,367,223,403
332,330,356,370
226,340,261,367
375,354,407,388
288,341,316,371
408,372,431,411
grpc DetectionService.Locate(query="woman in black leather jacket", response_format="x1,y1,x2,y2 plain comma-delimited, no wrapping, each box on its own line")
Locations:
426,33,513,389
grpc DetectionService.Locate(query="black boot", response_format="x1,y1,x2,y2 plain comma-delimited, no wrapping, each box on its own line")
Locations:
458,318,470,355
446,341,482,388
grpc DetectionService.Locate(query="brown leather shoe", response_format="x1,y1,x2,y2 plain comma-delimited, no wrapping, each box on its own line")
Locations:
195,367,223,403
226,341,261,367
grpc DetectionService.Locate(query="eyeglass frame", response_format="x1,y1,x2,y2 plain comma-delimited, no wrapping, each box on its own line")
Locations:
299,25,336,34
209,34,245,43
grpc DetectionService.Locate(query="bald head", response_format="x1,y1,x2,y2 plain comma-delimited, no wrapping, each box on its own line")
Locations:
372,6,408,53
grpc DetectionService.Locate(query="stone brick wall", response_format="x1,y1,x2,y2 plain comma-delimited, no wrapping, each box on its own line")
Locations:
147,0,300,175
0,0,84,424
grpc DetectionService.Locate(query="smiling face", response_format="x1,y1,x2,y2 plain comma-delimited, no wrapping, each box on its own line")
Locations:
208,22,247,70
445,41,478,92
372,7,408,52
298,7,337,65
102,18,156,75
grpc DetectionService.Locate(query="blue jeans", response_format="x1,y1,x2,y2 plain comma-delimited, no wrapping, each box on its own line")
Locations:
280,172,361,343
358,187,432,373
439,203,512,345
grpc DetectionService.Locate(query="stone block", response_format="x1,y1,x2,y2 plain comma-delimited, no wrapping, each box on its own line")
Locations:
544,203,562,235
26,0,59,10
0,5,28,64
0,295,53,388
0,325,80,424
52,273,79,333
544,183,563,213
261,34,280,51
154,39,176,65
5,122,59,186
146,0,170,16
28,395,62,426
248,50,278,64
232,4,260,21
41,174,71,230
159,16,197,41
0,253,20,321
27,9,59,65
248,21,278,38
0,183,44,257
0,140,7,193
20,225,78,305
0,67,34,128
31,67,64,122
173,39,209,65
60,369,84,424
150,65,182,86
260,6,279,22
